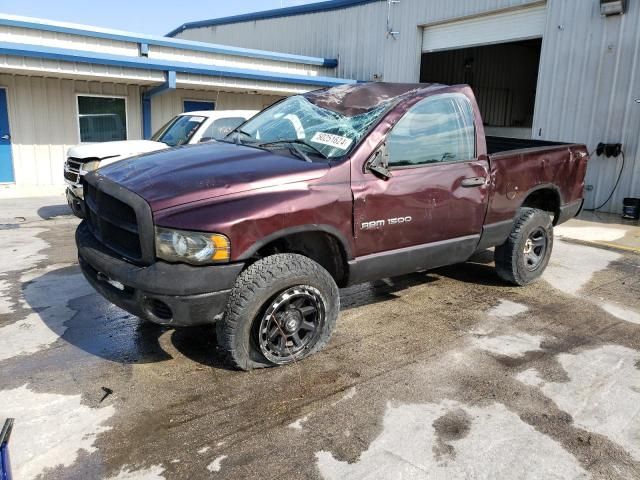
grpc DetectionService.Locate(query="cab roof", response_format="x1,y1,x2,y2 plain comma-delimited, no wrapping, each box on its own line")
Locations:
302,82,448,116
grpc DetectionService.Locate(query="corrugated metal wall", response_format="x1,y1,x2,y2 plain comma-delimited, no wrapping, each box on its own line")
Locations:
177,0,640,213
533,0,640,212
176,0,542,82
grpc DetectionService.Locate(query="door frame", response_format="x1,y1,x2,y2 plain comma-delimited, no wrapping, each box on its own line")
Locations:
0,86,15,184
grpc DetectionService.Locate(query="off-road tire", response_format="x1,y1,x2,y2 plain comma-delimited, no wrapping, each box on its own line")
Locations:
494,207,553,286
216,254,339,370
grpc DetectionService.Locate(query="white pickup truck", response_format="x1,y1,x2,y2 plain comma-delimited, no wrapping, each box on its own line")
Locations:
64,109,257,217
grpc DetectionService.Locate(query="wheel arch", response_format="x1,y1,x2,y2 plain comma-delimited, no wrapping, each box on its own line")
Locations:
519,184,563,224
237,225,352,287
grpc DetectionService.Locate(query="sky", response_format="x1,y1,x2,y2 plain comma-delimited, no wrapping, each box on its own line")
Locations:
0,0,323,36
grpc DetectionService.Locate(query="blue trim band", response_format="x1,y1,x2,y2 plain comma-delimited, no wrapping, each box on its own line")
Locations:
166,0,379,36
0,42,355,87
0,14,338,68
142,71,177,139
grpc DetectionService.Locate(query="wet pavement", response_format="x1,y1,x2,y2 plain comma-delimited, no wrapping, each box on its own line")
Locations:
1,197,639,479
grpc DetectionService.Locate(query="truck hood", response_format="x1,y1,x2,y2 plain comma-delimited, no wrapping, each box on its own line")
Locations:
96,142,330,212
67,140,168,161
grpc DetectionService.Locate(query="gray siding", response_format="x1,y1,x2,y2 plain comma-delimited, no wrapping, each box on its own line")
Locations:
176,0,541,82
534,0,640,211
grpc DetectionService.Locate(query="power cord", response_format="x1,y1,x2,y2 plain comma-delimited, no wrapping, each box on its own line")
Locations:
583,150,625,212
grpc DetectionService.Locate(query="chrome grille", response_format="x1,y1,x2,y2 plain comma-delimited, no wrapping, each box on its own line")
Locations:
64,157,85,185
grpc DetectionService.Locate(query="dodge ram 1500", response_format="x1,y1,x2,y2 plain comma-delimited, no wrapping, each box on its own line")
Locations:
76,82,588,370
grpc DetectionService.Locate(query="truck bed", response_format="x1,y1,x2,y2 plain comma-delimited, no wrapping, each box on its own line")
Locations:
486,136,569,155
484,137,588,226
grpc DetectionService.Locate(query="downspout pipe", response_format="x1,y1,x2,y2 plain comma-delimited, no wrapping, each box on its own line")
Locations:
142,70,177,139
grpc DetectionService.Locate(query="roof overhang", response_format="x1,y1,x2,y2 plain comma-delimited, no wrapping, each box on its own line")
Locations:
0,13,339,68
0,41,355,89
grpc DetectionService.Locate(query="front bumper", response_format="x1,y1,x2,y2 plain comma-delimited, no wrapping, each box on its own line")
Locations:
76,222,244,326
66,186,85,218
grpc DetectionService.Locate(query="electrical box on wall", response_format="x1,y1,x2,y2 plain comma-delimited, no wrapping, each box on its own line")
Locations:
600,0,627,16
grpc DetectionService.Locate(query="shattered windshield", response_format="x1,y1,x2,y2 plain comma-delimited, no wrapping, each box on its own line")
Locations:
227,95,388,160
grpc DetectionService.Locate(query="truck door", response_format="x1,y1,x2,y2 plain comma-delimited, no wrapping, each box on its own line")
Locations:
351,92,489,261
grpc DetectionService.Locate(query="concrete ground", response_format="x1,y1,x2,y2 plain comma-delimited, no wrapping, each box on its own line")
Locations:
1,196,639,480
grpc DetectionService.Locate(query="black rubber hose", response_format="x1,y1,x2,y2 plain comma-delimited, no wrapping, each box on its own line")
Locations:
583,151,625,212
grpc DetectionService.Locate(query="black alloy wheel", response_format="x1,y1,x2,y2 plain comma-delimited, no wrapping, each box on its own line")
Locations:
257,286,325,364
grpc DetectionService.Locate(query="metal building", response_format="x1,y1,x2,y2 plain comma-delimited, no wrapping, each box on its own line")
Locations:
170,0,640,213
0,14,353,195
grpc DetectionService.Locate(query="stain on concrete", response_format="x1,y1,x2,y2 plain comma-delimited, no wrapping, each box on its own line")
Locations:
432,408,471,461
518,345,640,461
316,401,589,479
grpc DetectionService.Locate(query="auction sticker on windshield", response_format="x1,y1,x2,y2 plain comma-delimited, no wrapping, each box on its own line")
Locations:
311,132,352,150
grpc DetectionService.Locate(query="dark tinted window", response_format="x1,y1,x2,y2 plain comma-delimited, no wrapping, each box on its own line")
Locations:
77,96,127,142
387,93,475,168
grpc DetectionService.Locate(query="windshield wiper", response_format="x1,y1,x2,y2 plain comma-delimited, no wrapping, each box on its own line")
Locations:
219,128,252,145
258,140,329,160
262,141,311,163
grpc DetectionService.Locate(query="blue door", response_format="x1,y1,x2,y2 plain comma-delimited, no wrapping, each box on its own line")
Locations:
0,89,14,183
183,100,215,113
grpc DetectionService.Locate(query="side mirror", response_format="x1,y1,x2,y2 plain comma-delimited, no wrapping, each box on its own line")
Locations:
366,144,392,180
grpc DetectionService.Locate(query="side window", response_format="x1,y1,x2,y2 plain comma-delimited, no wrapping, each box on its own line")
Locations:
387,94,475,168
200,117,246,142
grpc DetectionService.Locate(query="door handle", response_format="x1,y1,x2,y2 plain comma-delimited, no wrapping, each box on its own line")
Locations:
461,176,486,188
0,134,9,141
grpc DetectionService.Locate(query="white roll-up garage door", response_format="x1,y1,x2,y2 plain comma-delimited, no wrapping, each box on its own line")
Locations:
422,4,547,53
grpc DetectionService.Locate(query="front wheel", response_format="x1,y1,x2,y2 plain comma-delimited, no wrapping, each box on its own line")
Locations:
494,207,553,286
216,254,339,370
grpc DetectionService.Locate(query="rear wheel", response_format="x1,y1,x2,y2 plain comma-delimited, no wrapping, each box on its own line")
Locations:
494,207,553,286
216,254,339,370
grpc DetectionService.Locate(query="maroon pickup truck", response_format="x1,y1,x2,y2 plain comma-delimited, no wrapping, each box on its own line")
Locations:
77,82,588,370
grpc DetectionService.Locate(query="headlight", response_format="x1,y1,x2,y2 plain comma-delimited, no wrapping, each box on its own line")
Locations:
155,227,230,265
79,160,100,175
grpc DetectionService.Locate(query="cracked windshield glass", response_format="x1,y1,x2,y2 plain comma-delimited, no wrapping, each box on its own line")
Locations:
228,95,388,160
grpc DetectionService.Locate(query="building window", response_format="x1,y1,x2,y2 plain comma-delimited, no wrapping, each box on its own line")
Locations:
387,93,475,168
183,100,215,113
77,95,127,142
